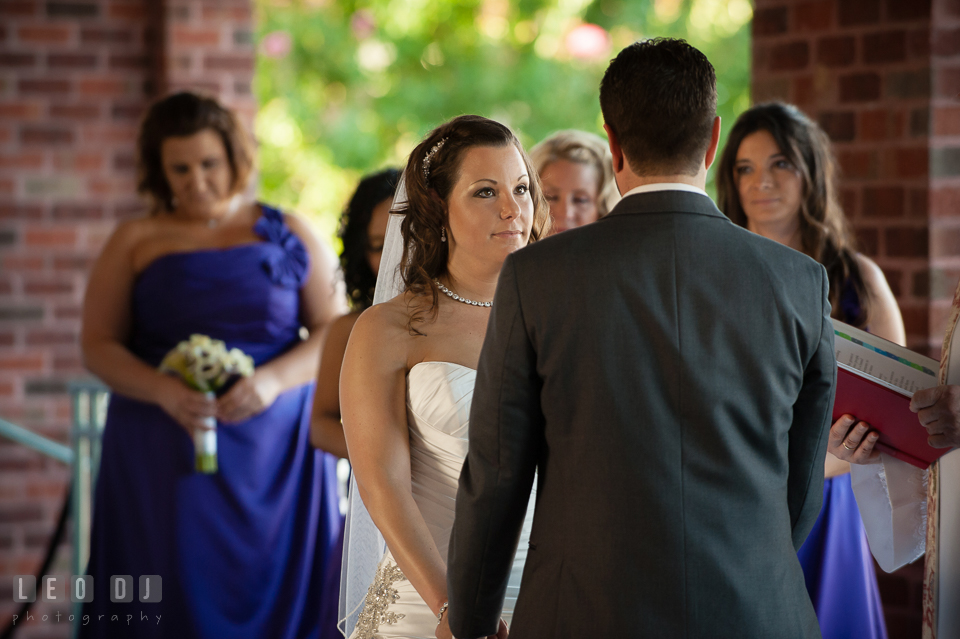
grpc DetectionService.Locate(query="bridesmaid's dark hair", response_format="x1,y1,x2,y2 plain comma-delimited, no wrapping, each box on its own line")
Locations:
716,102,871,327
137,91,254,214
339,168,400,311
400,114,550,333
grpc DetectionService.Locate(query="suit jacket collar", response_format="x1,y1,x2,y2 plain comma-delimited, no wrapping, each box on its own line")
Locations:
604,189,730,223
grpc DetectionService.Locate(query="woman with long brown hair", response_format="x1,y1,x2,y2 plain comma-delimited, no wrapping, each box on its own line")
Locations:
717,101,902,639
338,115,549,639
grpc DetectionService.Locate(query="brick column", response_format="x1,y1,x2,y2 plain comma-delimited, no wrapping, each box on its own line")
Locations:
931,2,960,352
752,0,950,356
0,1,254,634
165,0,256,121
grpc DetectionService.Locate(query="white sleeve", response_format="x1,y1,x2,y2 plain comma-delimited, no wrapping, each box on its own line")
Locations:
850,453,927,572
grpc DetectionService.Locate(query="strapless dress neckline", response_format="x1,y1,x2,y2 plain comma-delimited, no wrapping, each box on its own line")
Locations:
138,242,264,280
408,360,477,375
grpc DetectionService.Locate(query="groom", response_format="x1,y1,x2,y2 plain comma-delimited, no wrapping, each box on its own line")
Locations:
447,38,834,638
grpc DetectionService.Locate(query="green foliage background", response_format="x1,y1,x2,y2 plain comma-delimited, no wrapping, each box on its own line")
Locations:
254,0,752,242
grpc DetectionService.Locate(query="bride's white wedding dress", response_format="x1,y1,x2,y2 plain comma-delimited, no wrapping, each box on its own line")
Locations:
349,361,535,639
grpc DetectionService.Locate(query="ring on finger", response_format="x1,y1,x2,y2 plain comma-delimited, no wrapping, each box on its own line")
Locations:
842,441,856,451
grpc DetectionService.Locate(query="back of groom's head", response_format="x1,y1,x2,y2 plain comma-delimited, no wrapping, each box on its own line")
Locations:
600,38,717,177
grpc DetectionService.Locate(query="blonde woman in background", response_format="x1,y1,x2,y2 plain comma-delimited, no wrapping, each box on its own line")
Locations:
529,129,620,233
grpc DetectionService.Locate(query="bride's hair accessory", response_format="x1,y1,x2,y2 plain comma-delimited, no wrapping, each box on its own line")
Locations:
440,227,446,242
422,137,447,179
435,279,492,307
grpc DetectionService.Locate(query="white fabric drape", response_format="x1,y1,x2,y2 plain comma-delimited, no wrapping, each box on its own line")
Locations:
851,316,960,636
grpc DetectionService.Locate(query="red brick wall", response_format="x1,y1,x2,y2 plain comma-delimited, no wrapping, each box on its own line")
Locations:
165,0,256,123
0,1,253,636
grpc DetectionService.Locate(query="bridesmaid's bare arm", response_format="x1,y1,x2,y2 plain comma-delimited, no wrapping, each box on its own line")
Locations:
857,254,905,347
309,312,359,458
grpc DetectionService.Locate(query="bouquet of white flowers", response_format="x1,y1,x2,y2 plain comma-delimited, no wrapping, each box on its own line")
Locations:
159,334,254,473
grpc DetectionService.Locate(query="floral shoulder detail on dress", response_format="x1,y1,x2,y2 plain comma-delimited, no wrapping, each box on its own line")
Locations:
354,560,406,638
254,204,310,289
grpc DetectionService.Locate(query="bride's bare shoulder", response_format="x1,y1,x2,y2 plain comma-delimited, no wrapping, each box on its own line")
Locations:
348,291,430,357
359,291,435,327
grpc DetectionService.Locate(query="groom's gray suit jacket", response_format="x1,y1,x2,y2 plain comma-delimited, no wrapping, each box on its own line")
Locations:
447,190,835,638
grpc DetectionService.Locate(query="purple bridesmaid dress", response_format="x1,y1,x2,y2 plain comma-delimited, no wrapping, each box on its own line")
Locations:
80,205,342,638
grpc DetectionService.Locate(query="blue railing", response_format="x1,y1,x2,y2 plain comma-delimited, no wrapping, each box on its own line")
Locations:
0,418,72,464
68,381,109,579
0,379,108,638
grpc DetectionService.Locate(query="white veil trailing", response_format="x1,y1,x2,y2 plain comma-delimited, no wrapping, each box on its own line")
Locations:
338,176,409,637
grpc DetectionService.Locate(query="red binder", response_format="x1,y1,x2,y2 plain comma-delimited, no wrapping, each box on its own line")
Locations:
832,366,950,469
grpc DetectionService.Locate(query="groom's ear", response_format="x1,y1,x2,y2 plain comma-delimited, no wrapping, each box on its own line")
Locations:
703,116,722,171
603,123,625,174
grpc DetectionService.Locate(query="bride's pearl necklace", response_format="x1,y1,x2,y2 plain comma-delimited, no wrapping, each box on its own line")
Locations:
434,280,493,307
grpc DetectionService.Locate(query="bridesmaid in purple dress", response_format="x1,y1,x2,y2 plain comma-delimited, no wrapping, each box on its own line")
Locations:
716,102,904,639
79,92,346,638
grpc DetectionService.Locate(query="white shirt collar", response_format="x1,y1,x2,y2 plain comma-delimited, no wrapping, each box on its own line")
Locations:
620,182,710,199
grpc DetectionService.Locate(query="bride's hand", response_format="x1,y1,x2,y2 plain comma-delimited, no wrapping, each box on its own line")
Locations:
154,375,216,435
216,370,282,423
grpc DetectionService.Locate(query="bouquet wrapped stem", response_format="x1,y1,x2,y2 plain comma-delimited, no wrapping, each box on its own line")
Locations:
159,334,254,474
195,392,218,473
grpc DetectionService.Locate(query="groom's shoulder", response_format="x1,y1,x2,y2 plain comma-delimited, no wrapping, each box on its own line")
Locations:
516,210,628,256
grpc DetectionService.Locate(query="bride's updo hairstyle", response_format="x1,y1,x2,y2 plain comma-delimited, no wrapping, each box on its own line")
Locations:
399,114,549,330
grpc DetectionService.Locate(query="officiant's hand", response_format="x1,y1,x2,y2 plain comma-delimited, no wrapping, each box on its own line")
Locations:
911,384,960,449
216,370,282,423
828,414,881,464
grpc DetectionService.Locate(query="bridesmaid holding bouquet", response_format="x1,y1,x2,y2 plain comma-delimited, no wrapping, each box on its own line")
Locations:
80,92,346,638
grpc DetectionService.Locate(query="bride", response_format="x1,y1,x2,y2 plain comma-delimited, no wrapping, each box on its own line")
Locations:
338,115,550,639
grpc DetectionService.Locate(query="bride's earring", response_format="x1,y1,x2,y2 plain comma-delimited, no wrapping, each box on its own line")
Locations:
441,227,447,243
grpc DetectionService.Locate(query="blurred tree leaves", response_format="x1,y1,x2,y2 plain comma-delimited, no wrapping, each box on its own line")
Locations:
254,0,752,240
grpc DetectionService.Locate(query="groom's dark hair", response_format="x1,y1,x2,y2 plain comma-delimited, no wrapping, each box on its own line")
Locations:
600,38,717,177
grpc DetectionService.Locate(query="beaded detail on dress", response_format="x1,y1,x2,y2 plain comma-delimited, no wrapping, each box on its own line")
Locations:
354,561,407,639
254,204,310,289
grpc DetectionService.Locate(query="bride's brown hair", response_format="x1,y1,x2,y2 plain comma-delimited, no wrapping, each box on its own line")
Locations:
399,115,549,332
